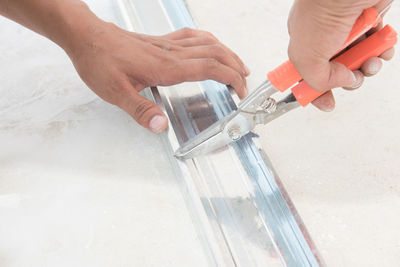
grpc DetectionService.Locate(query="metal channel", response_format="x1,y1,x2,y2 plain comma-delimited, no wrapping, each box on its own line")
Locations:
117,0,323,266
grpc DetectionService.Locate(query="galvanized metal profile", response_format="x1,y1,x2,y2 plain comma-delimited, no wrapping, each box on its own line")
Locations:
117,0,323,266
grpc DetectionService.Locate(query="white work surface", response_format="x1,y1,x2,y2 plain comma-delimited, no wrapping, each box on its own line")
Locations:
0,1,209,266
186,0,400,266
0,0,399,266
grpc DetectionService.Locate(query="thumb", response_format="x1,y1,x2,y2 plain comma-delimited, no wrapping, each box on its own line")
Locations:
289,48,358,92
308,60,358,92
120,90,168,133
287,0,362,92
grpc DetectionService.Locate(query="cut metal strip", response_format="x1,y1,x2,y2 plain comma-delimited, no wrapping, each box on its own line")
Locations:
117,0,323,266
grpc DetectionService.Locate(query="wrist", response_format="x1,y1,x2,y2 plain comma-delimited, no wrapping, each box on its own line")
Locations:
50,1,105,56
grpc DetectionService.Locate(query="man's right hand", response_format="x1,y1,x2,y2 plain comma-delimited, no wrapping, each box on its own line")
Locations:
288,0,395,111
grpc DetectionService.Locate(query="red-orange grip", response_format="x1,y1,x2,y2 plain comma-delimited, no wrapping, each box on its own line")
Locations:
292,25,398,107
267,60,301,92
343,7,380,48
267,7,379,93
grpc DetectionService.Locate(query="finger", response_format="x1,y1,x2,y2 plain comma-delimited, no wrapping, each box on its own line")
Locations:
163,28,219,41
174,45,248,76
218,42,250,76
164,27,248,71
172,36,250,76
141,37,182,51
318,61,358,91
311,90,335,112
342,23,388,57
119,89,168,133
173,58,247,98
174,36,217,47
360,57,382,77
379,47,395,61
289,45,357,92
343,70,364,90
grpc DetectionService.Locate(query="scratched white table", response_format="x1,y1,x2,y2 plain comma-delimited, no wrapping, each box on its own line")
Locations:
0,1,209,266
1,0,399,266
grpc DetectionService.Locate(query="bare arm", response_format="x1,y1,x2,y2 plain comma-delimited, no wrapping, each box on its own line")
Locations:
0,0,95,55
0,0,249,133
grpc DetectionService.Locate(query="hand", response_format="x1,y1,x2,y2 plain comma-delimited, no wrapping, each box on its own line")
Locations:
0,0,249,134
288,0,395,111
65,22,249,133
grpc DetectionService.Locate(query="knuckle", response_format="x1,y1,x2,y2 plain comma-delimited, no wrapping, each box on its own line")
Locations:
133,100,153,120
210,44,224,55
233,72,243,84
203,36,217,44
136,33,147,41
169,45,183,51
204,58,219,70
200,30,216,39
231,51,241,61
181,27,195,36
231,72,244,86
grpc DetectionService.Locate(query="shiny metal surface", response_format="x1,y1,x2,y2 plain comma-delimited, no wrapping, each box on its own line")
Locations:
175,80,300,159
238,80,277,112
174,110,244,159
117,0,323,266
174,81,276,159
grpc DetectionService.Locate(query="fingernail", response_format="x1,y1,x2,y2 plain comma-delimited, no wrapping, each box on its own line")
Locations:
322,105,334,112
351,72,362,88
350,71,357,85
322,97,335,112
149,115,167,133
366,61,380,75
244,65,251,76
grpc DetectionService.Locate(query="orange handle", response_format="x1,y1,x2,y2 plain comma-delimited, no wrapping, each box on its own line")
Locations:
343,7,381,48
267,7,381,92
292,25,397,106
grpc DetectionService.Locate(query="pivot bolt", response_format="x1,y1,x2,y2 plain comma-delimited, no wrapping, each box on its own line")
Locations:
228,125,242,141
261,98,277,113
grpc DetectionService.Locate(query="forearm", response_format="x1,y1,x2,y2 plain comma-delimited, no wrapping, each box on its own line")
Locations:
0,0,100,52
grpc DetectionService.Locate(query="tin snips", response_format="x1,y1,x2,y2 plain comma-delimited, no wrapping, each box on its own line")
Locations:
175,6,398,160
